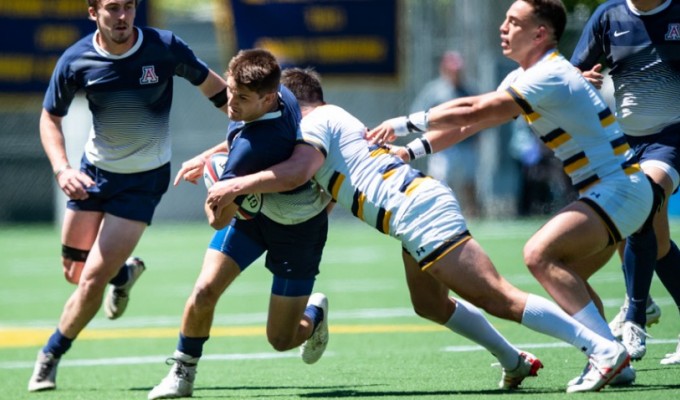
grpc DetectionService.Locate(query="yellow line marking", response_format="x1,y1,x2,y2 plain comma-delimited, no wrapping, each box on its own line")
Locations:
0,324,445,349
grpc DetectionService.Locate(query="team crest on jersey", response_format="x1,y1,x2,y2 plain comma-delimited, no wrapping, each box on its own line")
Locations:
139,65,159,84
665,23,680,40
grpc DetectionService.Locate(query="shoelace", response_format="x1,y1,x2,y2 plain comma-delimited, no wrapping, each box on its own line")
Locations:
165,358,193,379
624,324,651,343
37,358,56,380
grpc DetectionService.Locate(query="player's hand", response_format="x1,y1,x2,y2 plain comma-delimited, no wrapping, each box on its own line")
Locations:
173,155,206,186
206,179,240,210
581,64,604,89
56,168,93,200
366,122,398,145
387,145,410,162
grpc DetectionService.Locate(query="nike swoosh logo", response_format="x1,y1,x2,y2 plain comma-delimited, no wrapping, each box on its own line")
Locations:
86,77,105,86
614,30,630,37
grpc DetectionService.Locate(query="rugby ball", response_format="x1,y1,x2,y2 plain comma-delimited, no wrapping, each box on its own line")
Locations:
203,152,262,220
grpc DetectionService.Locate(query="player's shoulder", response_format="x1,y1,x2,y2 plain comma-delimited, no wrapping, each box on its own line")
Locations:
138,26,176,45
58,33,96,63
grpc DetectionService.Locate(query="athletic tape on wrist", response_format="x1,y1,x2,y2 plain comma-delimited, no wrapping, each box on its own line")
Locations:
405,137,432,160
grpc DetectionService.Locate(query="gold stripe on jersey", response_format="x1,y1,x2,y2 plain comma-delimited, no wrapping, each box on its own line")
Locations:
541,128,571,150
369,146,390,158
610,136,630,156
405,177,429,196
598,108,616,128
563,151,589,175
376,207,391,234
506,87,541,122
420,231,472,271
352,190,367,220
328,171,344,201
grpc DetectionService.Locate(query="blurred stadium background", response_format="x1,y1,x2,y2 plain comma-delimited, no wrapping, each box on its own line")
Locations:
3,0,664,227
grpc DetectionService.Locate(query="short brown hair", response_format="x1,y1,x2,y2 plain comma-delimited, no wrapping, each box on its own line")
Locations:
281,68,324,106
87,0,139,9
227,49,281,96
522,0,567,42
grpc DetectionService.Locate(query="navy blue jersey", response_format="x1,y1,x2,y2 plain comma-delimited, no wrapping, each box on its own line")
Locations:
43,27,210,172
571,0,680,136
222,85,303,180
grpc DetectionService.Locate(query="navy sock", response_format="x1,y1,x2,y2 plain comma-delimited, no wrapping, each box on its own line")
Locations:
177,333,209,359
108,263,129,287
43,328,73,358
656,240,680,311
304,304,324,334
623,225,657,325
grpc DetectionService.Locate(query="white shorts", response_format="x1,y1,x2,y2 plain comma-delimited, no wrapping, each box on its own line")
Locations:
393,179,470,268
580,170,653,240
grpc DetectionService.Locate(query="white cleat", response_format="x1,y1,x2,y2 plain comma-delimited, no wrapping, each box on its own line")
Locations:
661,335,680,365
609,300,661,339
498,351,543,389
148,352,197,400
28,351,60,392
621,321,649,361
105,257,146,320
300,293,329,364
566,342,630,393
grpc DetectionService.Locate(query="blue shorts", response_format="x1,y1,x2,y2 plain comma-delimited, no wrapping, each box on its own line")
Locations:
208,210,328,296
67,156,170,225
626,122,680,191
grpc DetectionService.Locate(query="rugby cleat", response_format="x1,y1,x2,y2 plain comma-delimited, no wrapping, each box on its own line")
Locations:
300,293,329,364
609,299,661,339
105,257,146,320
499,351,543,389
621,321,649,361
568,363,636,387
566,342,629,393
28,351,60,392
148,351,198,400
661,335,680,365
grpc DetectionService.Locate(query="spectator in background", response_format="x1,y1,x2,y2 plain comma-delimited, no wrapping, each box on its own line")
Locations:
410,51,481,217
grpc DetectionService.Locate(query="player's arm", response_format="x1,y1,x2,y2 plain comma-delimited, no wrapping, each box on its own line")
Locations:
206,143,324,212
199,69,229,115
174,140,229,186
40,108,94,200
370,91,521,161
205,198,239,230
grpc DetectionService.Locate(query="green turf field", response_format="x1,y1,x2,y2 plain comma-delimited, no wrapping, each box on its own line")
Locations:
1,217,679,399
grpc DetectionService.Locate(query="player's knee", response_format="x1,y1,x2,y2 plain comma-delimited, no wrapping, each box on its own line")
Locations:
62,245,89,284
190,284,221,311
523,242,548,278
411,296,453,324
267,333,295,352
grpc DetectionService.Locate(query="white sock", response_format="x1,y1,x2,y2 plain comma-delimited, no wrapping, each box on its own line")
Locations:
521,294,615,357
445,298,520,369
572,301,616,341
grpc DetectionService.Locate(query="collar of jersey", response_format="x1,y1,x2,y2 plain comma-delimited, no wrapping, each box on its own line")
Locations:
92,27,144,59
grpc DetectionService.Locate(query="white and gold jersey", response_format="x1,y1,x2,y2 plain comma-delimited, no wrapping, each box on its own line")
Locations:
300,104,469,265
500,50,639,193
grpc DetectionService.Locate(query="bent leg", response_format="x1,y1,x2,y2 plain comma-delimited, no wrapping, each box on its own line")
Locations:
60,209,102,284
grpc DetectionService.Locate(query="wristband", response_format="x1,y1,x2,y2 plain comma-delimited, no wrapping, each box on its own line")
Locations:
405,137,432,161
209,88,228,108
54,164,71,179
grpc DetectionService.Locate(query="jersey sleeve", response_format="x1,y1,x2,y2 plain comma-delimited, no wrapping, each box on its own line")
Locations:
505,66,566,112
42,52,80,116
169,33,210,85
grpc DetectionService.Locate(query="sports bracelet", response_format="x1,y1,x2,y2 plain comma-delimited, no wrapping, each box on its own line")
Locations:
405,137,433,161
54,164,71,179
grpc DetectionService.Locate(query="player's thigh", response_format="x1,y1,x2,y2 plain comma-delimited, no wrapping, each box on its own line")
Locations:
525,201,611,267
266,294,309,340
193,249,242,301
402,251,452,322
61,208,103,249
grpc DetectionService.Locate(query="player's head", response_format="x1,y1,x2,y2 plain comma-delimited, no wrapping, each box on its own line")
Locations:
226,49,281,122
227,49,281,97
87,0,138,47
500,0,566,66
281,68,324,107
519,0,566,42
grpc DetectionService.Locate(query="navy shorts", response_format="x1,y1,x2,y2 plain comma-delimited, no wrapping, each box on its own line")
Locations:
208,210,328,295
67,156,170,225
626,123,680,173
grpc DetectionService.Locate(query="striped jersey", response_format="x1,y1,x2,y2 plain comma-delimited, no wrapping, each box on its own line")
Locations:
570,0,680,136
301,104,430,235
43,27,210,173
500,50,638,192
